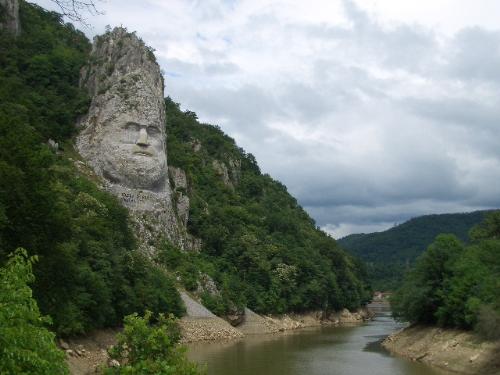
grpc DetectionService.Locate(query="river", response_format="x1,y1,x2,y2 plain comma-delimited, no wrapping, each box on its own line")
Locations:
187,311,453,375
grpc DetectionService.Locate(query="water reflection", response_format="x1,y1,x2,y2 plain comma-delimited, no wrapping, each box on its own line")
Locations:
188,312,454,375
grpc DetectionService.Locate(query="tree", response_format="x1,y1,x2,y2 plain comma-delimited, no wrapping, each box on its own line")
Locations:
105,311,203,375
50,0,103,26
0,248,69,374
391,234,464,324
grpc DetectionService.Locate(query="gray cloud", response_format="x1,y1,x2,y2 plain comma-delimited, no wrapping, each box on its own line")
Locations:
33,0,500,238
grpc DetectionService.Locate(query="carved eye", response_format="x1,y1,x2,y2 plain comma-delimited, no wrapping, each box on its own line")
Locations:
147,126,161,137
122,123,140,143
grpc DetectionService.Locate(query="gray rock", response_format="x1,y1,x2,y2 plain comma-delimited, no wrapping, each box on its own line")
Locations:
212,158,241,188
47,138,59,151
76,28,199,253
196,273,220,296
169,167,190,226
107,359,120,367
77,27,167,192
0,0,20,36
169,166,187,190
212,159,232,188
228,158,241,184
59,339,70,350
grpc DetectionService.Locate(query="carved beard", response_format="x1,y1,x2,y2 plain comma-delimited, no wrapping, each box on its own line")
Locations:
100,141,167,191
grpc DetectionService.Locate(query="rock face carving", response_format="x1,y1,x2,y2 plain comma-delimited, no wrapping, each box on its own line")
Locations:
0,0,20,36
77,28,199,253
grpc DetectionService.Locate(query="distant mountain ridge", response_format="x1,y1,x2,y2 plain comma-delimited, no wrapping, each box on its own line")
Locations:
338,210,493,290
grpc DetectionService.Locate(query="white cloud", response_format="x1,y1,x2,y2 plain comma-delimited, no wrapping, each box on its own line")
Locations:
33,0,500,235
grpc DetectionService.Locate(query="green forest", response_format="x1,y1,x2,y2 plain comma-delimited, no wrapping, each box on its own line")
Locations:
338,211,489,290
163,98,371,315
0,1,370,368
0,2,185,339
391,211,500,339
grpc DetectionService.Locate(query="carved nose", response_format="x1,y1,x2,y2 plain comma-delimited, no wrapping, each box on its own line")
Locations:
136,128,149,147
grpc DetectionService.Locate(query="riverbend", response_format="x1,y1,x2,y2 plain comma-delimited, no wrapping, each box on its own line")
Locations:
188,312,453,375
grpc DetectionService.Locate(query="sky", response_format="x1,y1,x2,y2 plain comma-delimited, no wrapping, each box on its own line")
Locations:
35,0,500,238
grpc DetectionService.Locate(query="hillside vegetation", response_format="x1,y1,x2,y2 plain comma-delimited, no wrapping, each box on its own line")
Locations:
0,2,183,336
163,98,371,315
338,211,489,290
392,211,500,339
0,0,370,341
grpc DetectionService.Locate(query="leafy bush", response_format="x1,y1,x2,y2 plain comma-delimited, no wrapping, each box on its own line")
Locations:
104,311,203,375
0,248,68,374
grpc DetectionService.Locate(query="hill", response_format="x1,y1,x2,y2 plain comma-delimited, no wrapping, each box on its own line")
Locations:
163,98,371,315
338,211,491,290
0,0,371,337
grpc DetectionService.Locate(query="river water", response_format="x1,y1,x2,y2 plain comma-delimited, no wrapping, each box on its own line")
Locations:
187,311,452,375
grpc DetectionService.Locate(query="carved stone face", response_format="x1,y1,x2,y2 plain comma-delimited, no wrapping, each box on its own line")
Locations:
94,76,167,190
77,28,168,192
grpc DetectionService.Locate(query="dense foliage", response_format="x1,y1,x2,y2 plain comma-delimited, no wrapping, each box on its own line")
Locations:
0,249,68,374
391,211,500,339
0,1,183,336
338,211,489,290
105,312,202,375
164,98,371,315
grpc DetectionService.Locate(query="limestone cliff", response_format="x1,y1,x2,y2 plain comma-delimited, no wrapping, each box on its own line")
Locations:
0,0,20,36
76,27,199,254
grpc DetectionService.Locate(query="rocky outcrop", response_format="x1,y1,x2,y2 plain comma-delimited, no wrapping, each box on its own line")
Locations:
0,0,20,36
212,158,241,188
76,27,199,254
382,325,500,375
169,166,190,227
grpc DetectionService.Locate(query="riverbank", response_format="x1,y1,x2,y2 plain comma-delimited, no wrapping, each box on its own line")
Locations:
63,306,373,373
181,306,374,343
178,289,374,343
382,324,500,375
187,312,450,375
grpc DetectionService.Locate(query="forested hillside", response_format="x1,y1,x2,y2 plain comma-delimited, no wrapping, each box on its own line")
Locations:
391,211,500,339
0,0,371,341
0,2,183,337
338,211,489,290
163,98,371,315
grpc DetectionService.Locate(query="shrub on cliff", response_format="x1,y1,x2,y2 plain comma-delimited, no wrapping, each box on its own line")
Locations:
0,248,69,374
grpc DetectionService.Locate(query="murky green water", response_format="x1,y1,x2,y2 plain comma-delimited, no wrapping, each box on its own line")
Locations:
187,312,452,375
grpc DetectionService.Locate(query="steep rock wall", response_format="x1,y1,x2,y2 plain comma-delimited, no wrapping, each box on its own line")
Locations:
0,0,20,36
76,27,199,254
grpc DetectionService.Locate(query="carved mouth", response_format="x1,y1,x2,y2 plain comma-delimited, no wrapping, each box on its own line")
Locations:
132,145,156,157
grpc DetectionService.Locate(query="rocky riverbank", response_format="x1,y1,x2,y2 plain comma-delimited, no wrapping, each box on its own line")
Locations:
63,305,373,374
382,324,500,375
181,302,374,343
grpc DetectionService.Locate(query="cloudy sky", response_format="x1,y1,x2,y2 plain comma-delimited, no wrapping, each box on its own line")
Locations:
36,0,500,238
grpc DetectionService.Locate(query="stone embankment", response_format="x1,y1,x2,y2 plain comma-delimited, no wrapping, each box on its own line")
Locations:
382,325,500,375
178,292,243,343
180,289,374,342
